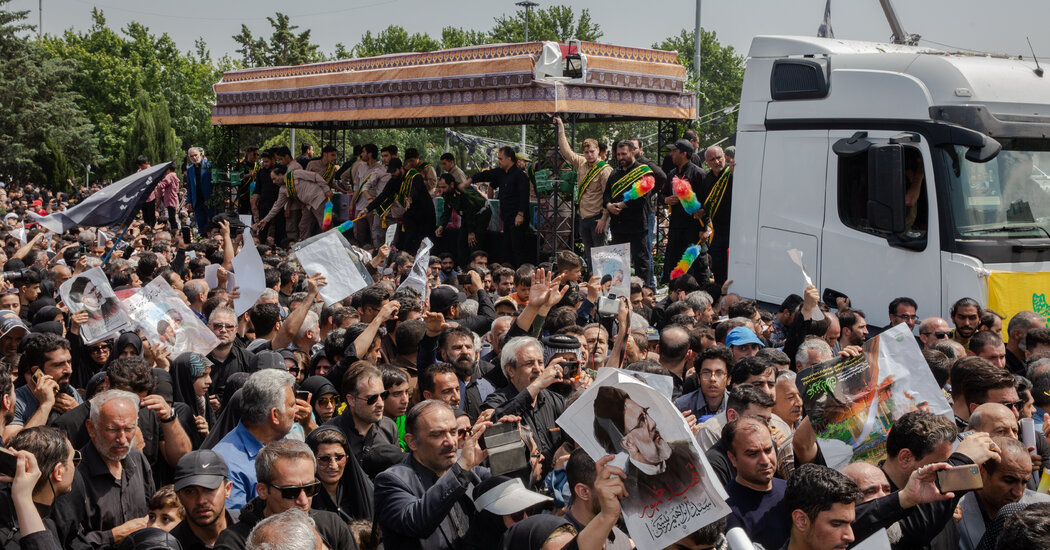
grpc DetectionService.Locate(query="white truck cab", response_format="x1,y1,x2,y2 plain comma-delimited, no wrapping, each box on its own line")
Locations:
729,35,1050,326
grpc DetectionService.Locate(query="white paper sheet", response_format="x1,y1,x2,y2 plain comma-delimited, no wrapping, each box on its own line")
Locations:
787,248,824,321
232,228,266,315
294,231,369,305
397,238,433,297
203,264,236,292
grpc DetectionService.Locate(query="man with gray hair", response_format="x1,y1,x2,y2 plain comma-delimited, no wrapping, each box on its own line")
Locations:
216,440,356,550
186,146,213,233
482,336,567,467
79,389,156,547
245,508,325,550
1006,310,1045,374
208,306,255,400
184,279,210,322
213,369,299,511
795,337,833,371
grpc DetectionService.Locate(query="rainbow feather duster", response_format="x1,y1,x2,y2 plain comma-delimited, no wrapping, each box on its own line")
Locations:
335,220,354,232
672,176,702,215
621,175,655,202
322,201,334,230
670,244,703,279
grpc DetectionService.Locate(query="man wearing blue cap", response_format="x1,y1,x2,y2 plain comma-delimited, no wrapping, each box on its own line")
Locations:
725,326,764,362
171,449,235,550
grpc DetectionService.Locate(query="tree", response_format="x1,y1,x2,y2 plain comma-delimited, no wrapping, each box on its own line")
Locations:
353,25,441,57
440,27,490,49
0,0,99,186
233,13,323,67
123,91,179,172
489,5,602,43
40,9,219,179
653,29,745,144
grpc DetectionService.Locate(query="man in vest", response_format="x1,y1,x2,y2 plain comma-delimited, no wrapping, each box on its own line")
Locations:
554,116,612,267
254,164,332,241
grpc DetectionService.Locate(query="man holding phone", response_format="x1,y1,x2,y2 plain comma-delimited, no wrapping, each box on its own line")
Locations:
3,333,79,442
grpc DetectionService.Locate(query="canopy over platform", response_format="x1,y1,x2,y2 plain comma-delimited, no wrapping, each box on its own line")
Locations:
211,41,696,129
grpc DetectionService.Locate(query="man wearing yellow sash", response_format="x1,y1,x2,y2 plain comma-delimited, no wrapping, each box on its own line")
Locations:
254,164,332,241
554,116,612,265
305,145,340,185
603,140,655,287
399,149,438,253
703,145,733,287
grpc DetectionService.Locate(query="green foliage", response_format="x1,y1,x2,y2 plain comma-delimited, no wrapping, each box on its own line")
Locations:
233,13,324,67
123,91,180,173
653,29,745,143
0,0,99,187
353,25,441,58
439,27,490,49
39,9,219,180
489,5,602,43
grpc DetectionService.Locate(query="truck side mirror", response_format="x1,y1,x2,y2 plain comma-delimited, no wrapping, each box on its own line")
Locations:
866,144,906,234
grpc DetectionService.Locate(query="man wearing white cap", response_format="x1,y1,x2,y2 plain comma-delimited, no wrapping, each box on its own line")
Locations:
460,474,553,550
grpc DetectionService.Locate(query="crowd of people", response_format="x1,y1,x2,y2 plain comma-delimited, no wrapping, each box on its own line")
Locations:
0,129,1046,550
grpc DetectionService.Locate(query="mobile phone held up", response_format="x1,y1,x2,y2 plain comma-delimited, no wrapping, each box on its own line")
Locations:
936,465,983,494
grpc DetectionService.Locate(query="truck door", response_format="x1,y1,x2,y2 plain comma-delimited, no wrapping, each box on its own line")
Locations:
820,130,941,327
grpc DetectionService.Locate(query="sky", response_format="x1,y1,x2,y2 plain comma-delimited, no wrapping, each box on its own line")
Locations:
10,0,1050,62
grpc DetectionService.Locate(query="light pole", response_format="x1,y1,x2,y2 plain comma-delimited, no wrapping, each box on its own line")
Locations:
516,1,538,152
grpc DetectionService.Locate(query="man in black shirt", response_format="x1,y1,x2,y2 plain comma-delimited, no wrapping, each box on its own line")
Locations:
252,151,286,245
603,141,654,289
469,146,530,266
661,139,710,284
171,450,236,550
702,145,733,287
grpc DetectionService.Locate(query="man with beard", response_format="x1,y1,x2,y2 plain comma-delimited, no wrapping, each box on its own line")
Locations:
951,297,982,348
468,146,530,266
80,390,154,547
420,363,461,409
602,141,654,288
418,321,506,422
701,145,733,287
207,307,256,399
186,146,213,233
252,151,286,245
171,450,235,550
4,333,80,441
562,449,632,550
724,417,790,549
592,385,707,521
837,309,869,348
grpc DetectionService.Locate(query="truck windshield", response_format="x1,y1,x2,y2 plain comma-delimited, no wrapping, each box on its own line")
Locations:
943,139,1050,239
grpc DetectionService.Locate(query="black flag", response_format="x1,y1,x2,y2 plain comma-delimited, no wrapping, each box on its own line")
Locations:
31,162,172,233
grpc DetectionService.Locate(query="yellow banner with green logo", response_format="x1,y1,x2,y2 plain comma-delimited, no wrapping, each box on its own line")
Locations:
987,270,1050,342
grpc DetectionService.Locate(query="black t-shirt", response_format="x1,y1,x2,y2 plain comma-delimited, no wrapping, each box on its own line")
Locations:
724,478,790,550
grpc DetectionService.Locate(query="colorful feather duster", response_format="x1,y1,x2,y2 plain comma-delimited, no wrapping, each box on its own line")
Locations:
322,200,334,230
672,176,702,215
621,174,655,202
670,244,703,279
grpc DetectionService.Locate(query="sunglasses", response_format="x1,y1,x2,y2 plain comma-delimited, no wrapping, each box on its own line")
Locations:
210,323,236,331
269,481,320,500
509,505,544,523
353,391,389,406
921,330,950,339
316,396,339,407
88,345,111,353
457,428,472,439
317,454,347,464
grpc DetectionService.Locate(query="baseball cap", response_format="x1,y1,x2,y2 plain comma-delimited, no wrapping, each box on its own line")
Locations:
250,350,285,371
665,139,696,155
174,450,228,491
725,326,765,348
430,285,466,314
473,476,552,515
0,310,27,339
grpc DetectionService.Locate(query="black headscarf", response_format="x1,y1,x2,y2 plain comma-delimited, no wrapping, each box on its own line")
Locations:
499,515,574,550
305,425,375,522
30,321,63,336
170,352,216,425
202,387,242,450
299,375,338,409
30,306,62,326
113,332,144,360
117,527,183,550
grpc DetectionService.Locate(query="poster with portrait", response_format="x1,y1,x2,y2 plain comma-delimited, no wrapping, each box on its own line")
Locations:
58,267,131,344
120,276,219,356
557,369,730,550
796,323,952,469
590,243,630,299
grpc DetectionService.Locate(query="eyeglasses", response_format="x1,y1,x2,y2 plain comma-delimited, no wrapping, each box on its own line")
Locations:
894,314,919,322
316,396,339,407
210,323,236,332
998,400,1025,411
624,406,653,436
699,370,726,380
269,481,321,500
353,392,384,406
72,450,82,468
317,454,347,464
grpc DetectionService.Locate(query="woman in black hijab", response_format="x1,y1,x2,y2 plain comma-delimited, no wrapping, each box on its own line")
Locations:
299,375,340,424
170,352,216,448
304,425,374,522
113,332,144,359
500,516,577,550
201,371,250,450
